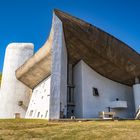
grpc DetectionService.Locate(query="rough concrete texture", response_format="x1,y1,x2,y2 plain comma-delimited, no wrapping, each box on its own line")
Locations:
15,11,68,120
16,9,140,89
49,13,67,120
0,43,34,118
74,60,135,118
55,9,140,86
16,33,52,89
25,76,51,119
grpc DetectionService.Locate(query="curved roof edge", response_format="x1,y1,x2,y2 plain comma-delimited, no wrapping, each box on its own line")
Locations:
15,31,52,89
54,9,140,86
16,9,140,88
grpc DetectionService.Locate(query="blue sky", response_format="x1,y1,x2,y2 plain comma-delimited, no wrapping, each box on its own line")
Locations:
0,0,140,72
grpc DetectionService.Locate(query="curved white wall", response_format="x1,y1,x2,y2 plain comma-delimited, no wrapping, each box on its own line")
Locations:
25,76,51,119
133,84,140,111
0,43,34,118
74,60,135,118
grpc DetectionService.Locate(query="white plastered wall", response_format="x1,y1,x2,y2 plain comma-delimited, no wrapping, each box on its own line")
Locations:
73,62,83,118
74,60,135,118
49,13,67,120
25,76,51,119
0,43,34,118
133,84,140,111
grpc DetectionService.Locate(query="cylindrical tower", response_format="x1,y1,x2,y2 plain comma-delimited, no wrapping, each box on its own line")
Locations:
0,43,34,118
133,83,140,111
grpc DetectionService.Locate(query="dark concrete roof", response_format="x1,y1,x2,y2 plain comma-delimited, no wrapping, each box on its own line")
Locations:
55,9,140,86
16,9,140,89
16,38,52,89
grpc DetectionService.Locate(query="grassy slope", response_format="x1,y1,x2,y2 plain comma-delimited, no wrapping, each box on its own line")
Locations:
0,119,140,140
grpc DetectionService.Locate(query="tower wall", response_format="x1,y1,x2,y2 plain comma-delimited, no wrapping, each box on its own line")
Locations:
133,84,140,111
0,43,34,118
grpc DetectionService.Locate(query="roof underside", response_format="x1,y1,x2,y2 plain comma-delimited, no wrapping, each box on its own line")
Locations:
16,9,140,88
55,10,140,86
16,39,52,89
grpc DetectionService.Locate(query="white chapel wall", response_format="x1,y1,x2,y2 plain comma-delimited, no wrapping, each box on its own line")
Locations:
74,60,135,119
25,76,51,119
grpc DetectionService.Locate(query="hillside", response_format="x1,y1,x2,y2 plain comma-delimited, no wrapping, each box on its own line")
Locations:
0,119,140,140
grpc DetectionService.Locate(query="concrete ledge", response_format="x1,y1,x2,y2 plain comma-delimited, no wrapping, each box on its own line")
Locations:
15,32,52,89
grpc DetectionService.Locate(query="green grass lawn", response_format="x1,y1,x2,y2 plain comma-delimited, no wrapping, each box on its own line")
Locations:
0,119,140,140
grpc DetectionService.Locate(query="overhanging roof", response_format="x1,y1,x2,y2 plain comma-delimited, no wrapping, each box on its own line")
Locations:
16,9,140,88
16,37,52,89
55,9,140,86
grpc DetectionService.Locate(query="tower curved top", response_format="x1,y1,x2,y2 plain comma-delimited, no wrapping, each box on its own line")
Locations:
7,43,34,50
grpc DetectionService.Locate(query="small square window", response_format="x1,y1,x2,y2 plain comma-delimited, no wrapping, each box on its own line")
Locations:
29,110,33,117
92,87,99,96
37,112,40,118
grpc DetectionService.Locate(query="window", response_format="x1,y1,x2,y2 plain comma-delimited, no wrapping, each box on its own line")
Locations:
92,87,99,96
45,110,48,118
37,112,40,118
29,110,33,117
